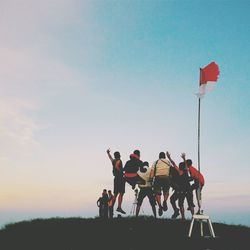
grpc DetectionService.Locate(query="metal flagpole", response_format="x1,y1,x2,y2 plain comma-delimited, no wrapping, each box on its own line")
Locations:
196,69,202,212
188,67,216,238
197,94,202,213
198,68,201,173
198,97,201,173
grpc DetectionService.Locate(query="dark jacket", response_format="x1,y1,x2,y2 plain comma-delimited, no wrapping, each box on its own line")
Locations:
123,154,146,174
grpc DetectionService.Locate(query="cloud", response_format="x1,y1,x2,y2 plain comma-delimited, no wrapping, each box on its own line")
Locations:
0,0,94,159
0,98,43,158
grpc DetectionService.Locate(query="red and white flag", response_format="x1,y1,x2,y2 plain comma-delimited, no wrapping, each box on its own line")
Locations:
196,61,220,98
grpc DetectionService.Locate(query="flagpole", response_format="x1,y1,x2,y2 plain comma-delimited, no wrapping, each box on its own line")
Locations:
198,97,201,173
197,69,202,213
188,64,218,238
198,68,201,173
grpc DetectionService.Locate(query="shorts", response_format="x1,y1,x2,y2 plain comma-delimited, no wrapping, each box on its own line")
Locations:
114,176,125,195
153,176,170,195
137,187,156,207
178,190,194,208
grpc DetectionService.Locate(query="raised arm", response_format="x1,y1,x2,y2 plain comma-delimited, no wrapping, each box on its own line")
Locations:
167,151,183,175
166,151,178,168
180,153,188,171
106,148,113,161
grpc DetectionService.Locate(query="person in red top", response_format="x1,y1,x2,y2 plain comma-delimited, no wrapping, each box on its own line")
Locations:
182,154,205,214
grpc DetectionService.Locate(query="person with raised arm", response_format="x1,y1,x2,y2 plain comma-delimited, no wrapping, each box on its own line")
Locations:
166,152,194,219
106,149,126,214
181,153,205,214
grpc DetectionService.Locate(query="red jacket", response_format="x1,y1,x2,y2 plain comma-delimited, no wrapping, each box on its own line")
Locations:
189,166,205,186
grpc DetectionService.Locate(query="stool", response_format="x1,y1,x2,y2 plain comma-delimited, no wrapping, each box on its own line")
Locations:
188,213,216,238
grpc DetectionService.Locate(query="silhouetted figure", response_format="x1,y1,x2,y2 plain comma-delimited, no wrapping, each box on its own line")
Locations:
167,152,194,219
97,195,103,217
136,162,156,218
150,152,171,217
123,150,147,190
102,189,109,218
97,189,109,218
184,155,205,214
106,149,126,214
169,165,181,219
108,190,114,218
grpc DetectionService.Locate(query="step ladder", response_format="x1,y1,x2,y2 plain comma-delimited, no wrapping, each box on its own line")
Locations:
188,212,216,238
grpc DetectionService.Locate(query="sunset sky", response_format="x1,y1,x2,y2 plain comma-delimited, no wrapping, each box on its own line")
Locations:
0,0,249,227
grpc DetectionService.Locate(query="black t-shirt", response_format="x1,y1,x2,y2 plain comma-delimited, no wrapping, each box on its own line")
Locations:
170,168,191,191
123,158,144,173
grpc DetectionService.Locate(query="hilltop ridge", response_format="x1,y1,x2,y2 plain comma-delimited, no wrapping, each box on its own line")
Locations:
0,217,249,250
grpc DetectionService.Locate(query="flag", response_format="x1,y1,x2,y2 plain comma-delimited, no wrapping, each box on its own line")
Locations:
196,61,220,98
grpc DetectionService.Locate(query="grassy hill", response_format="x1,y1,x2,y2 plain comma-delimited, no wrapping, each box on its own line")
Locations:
0,216,249,250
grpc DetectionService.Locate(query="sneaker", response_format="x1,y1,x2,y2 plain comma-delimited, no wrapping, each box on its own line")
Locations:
196,209,202,215
158,207,163,216
162,200,168,211
171,209,180,219
116,207,126,214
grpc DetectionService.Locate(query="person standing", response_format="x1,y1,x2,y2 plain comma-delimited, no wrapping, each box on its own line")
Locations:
182,154,205,214
102,189,109,218
97,189,109,218
108,190,114,218
97,193,103,218
150,152,171,216
106,149,126,214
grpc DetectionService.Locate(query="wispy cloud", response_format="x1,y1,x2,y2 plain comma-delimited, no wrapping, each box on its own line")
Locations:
0,98,42,157
0,0,93,159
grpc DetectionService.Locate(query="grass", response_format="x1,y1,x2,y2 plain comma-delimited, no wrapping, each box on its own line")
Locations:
0,216,249,250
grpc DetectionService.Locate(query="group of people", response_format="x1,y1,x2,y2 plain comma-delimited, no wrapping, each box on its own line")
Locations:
97,149,204,219
97,189,115,218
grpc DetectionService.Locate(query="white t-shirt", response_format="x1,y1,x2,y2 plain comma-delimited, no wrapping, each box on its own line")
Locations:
137,167,152,188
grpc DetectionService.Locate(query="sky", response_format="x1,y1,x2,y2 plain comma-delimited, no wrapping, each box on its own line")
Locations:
0,0,250,228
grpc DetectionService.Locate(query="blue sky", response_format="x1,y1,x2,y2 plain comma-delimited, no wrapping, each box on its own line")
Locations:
0,0,249,227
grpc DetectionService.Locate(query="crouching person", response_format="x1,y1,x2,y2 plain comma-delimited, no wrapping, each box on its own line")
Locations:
123,150,147,190
136,162,156,218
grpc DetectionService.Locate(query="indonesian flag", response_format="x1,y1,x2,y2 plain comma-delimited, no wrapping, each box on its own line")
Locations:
196,61,220,98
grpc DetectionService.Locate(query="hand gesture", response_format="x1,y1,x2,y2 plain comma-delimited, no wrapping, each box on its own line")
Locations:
181,153,186,160
106,148,111,154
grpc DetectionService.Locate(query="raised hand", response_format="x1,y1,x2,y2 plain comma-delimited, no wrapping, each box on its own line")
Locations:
181,153,186,160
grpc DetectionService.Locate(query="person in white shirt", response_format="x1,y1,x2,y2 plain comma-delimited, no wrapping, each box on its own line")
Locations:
136,162,156,218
